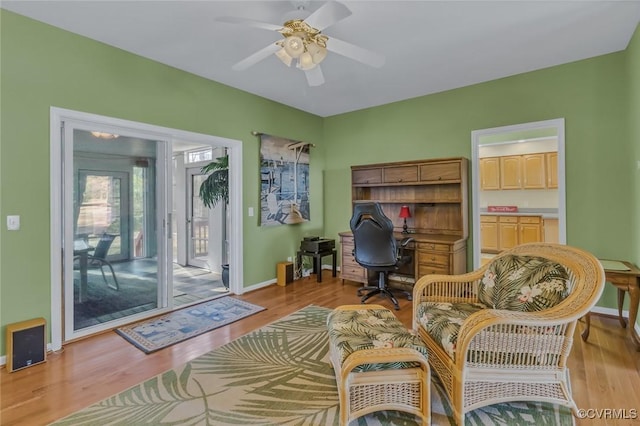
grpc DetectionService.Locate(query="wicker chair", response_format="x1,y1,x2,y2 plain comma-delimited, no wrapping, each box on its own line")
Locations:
412,243,605,425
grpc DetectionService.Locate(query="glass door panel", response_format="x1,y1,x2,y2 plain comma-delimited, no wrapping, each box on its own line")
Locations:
65,127,169,339
187,170,209,269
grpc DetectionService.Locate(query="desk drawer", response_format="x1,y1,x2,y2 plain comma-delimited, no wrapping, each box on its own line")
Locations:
417,252,450,268
419,162,461,182
417,242,450,252
605,272,634,286
352,168,382,184
341,242,354,256
384,165,418,183
341,264,367,282
341,254,359,268
418,265,450,277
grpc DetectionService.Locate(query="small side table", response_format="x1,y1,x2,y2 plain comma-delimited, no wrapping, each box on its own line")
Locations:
582,259,640,351
297,249,337,283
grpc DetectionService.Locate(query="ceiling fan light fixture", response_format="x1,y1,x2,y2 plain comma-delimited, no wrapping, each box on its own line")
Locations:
307,42,327,64
283,35,304,58
275,48,293,67
298,51,316,70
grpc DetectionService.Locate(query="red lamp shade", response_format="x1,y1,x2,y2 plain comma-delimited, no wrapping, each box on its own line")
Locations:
399,205,411,219
399,205,411,233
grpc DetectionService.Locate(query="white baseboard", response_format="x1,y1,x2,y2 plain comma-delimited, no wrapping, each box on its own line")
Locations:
590,306,640,335
240,278,277,294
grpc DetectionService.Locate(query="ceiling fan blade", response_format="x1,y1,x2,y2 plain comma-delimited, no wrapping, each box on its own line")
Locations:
304,1,352,31
216,16,283,32
326,37,386,68
305,65,325,87
232,43,280,71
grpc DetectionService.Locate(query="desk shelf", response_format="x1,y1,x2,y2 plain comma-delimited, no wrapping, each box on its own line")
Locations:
343,158,469,287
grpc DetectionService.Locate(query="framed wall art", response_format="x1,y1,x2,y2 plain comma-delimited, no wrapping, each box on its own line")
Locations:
259,133,311,226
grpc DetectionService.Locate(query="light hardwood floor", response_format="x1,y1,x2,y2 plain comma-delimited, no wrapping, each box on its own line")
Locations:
1,273,639,425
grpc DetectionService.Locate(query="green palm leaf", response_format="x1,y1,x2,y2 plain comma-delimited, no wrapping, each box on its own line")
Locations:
52,305,573,426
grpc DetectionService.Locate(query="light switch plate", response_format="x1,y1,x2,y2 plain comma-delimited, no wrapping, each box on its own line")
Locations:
7,215,20,231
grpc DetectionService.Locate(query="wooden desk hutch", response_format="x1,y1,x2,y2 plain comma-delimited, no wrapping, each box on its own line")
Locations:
340,157,469,288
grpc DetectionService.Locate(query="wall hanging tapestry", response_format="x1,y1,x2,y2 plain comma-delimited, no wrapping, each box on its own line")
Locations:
259,133,311,226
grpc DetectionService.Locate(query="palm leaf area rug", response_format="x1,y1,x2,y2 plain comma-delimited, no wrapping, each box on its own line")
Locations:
55,305,573,425
115,296,265,353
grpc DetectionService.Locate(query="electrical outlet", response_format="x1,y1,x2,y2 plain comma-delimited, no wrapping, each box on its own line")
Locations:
287,256,292,262
7,215,20,231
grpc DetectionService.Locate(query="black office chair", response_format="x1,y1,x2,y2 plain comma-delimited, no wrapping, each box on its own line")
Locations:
350,202,413,310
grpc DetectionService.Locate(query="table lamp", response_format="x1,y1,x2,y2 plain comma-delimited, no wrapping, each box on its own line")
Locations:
399,205,411,234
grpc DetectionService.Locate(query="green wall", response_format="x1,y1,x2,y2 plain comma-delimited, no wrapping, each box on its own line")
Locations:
627,24,640,329
323,37,637,313
1,9,639,356
0,10,324,355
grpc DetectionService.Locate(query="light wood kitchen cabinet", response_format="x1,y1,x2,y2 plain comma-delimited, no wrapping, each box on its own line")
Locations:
498,216,519,250
522,153,546,189
499,156,522,189
480,215,499,252
543,218,559,243
481,215,543,253
343,157,469,285
519,216,542,243
480,157,500,190
546,152,558,189
480,151,557,190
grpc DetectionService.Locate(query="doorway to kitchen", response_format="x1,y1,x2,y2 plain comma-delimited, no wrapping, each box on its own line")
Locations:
471,118,567,269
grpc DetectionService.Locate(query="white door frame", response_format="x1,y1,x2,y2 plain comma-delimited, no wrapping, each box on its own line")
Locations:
50,107,244,350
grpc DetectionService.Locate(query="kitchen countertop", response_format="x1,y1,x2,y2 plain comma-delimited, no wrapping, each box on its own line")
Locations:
480,208,558,219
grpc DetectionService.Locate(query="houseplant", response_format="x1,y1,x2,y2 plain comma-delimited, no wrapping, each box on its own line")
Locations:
200,154,229,288
199,154,229,209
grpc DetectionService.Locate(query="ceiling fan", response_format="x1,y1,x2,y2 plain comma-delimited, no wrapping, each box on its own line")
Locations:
217,1,385,87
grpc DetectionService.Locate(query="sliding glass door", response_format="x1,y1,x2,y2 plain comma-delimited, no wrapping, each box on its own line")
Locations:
63,124,170,340
50,108,243,349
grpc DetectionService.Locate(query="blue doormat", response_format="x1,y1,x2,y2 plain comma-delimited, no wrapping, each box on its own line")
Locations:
115,297,266,353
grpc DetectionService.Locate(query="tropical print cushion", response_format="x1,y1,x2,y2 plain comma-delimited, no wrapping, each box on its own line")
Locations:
478,255,570,312
327,308,428,372
415,302,487,360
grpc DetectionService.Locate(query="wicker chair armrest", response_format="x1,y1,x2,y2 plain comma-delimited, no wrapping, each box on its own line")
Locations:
339,348,429,379
413,271,484,303
455,308,577,366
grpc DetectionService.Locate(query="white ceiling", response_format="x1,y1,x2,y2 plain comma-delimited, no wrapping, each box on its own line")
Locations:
3,1,640,117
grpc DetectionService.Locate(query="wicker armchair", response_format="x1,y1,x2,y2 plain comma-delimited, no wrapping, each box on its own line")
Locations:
412,243,605,425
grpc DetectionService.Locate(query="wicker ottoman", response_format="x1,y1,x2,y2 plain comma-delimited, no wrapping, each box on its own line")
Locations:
327,304,431,425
